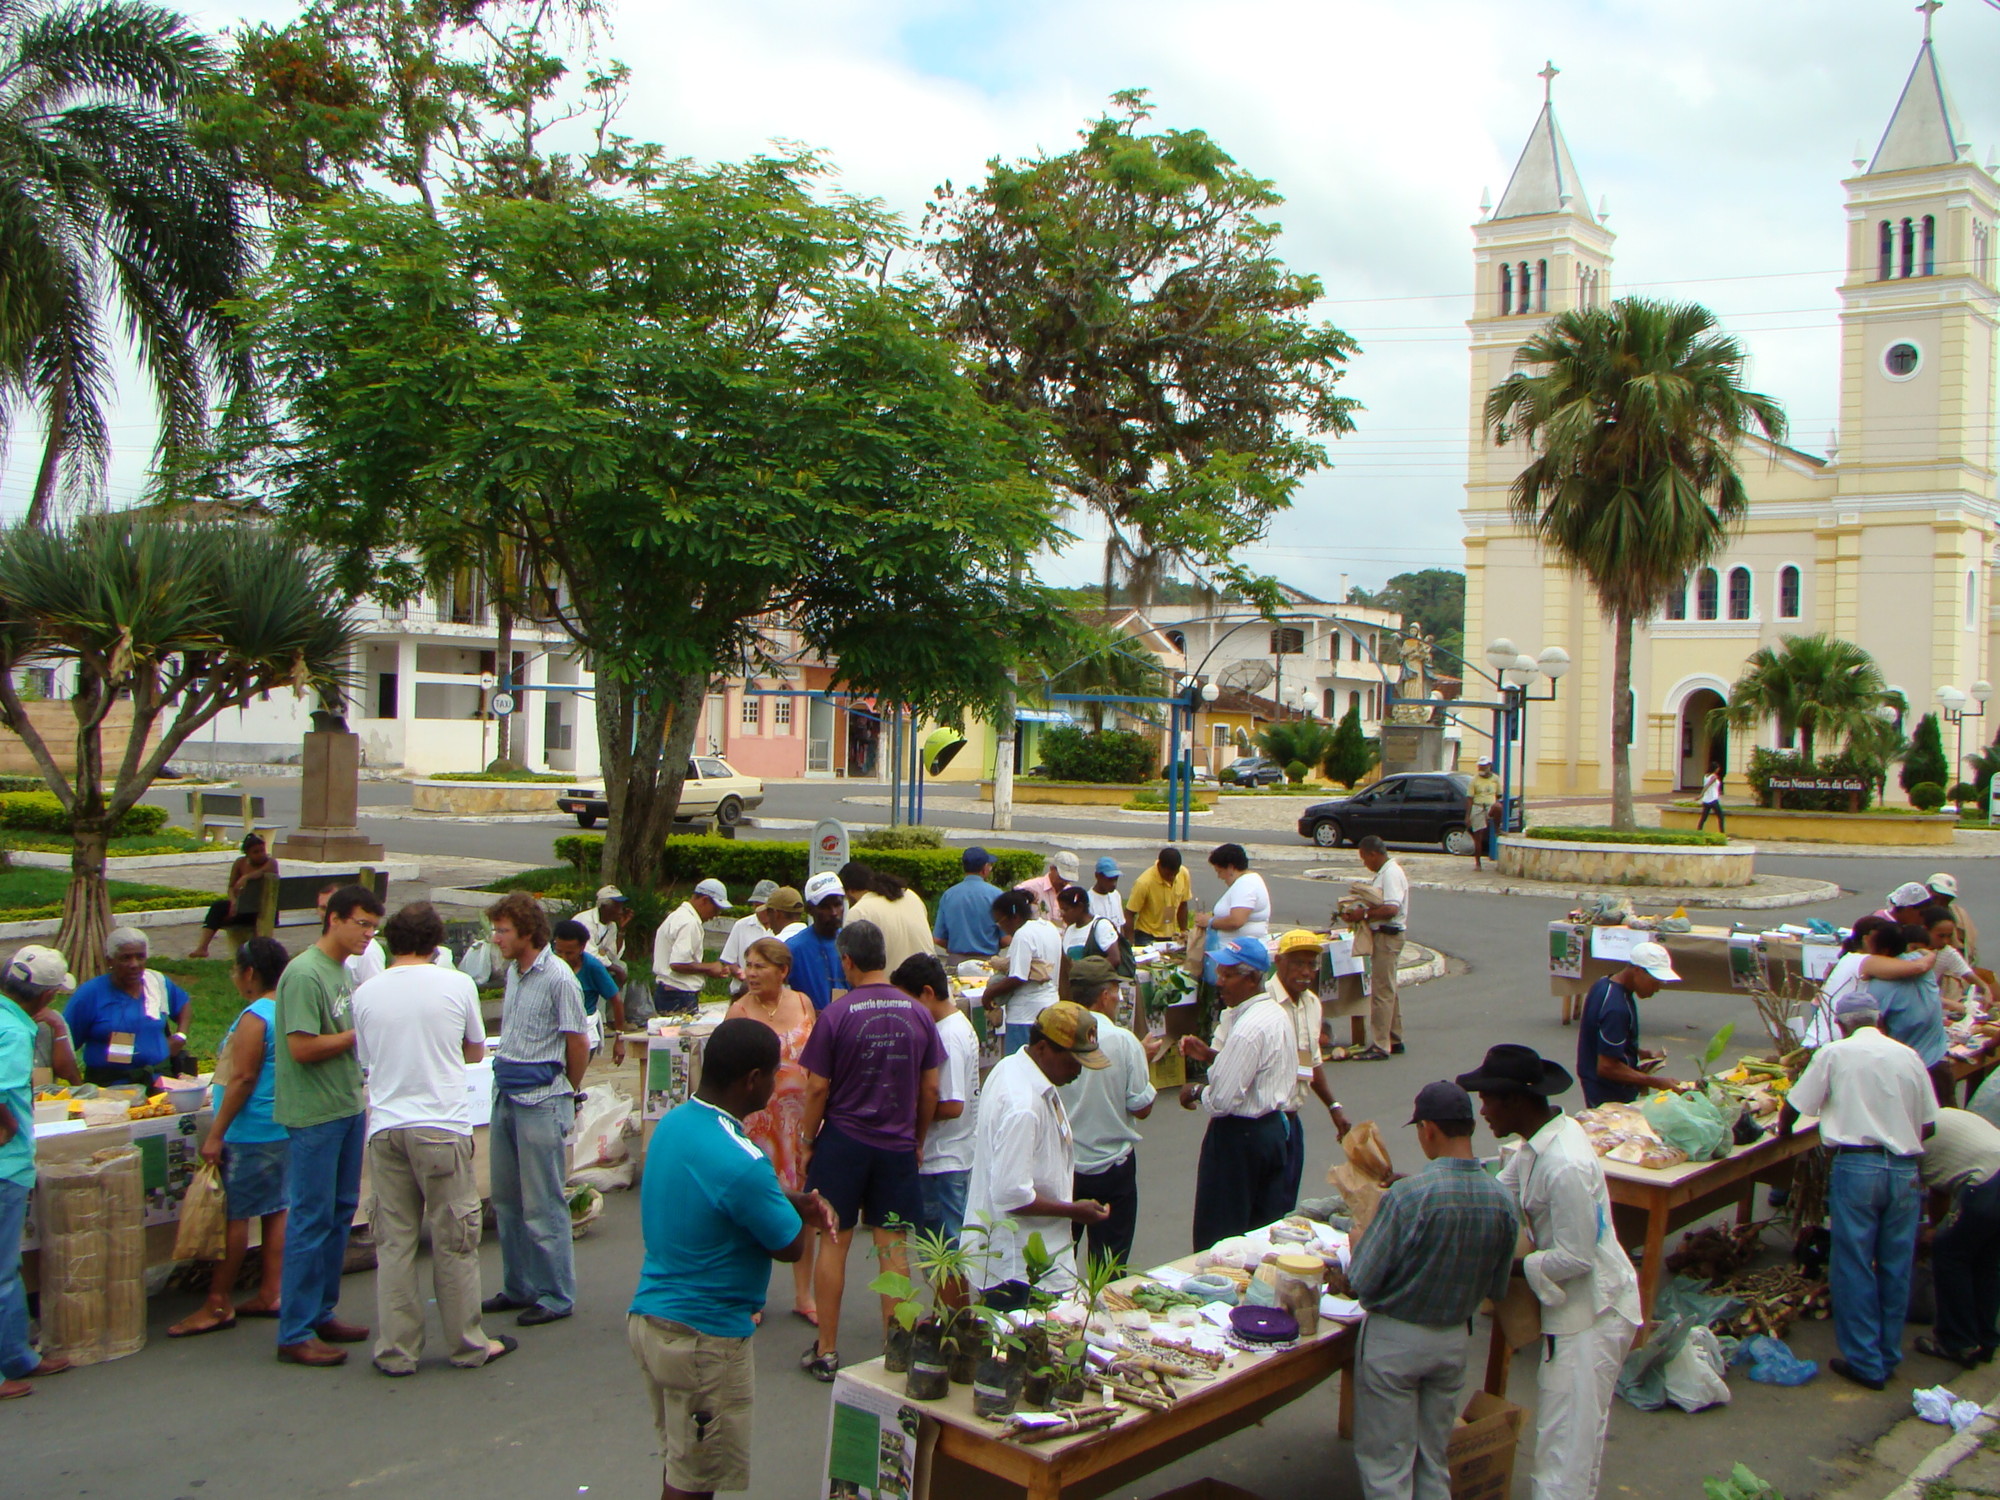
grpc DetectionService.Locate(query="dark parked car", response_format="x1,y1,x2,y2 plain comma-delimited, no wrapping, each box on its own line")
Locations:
1224,755,1287,787
1296,773,1477,854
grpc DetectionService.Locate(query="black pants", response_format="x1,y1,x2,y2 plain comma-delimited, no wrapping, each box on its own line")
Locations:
1192,1113,1290,1252
1935,1172,2000,1357
1073,1151,1139,1267
1280,1111,1305,1213
1697,802,1726,831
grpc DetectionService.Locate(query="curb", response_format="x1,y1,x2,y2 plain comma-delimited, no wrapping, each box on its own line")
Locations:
1301,865,1844,909
0,905,210,939
1874,1395,2000,1500
6,849,242,872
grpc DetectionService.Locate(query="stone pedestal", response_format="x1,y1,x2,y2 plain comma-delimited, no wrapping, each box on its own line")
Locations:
273,724,384,863
1379,723,1448,777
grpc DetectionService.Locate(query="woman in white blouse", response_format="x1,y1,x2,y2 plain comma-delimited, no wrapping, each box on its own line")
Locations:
1193,843,1271,983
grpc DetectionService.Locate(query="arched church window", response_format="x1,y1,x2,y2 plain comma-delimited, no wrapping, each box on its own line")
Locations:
1727,567,1752,621
1696,569,1719,621
1536,259,1548,312
1778,565,1800,620
1664,581,1687,621
1879,221,1894,280
1499,263,1512,315
1923,216,1937,277
1901,218,1916,278
1518,261,1532,313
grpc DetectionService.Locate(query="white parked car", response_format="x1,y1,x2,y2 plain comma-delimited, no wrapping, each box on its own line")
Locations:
556,756,765,829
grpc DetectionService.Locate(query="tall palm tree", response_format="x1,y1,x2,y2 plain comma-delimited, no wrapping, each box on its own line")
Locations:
0,0,253,525
1714,633,1898,764
1485,297,1786,829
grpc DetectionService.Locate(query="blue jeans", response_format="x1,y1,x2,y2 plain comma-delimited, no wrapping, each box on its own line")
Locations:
1,1178,37,1378
491,1090,577,1315
279,1112,366,1347
919,1169,969,1244
1829,1150,1920,1383
1004,1023,1034,1056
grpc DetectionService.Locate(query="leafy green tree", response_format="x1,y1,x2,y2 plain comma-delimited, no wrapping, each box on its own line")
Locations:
1,0,254,526
1322,701,1374,787
0,518,356,972
928,90,1360,612
1902,713,1950,797
1963,735,2000,815
1038,620,1171,731
1348,569,1465,661
1255,718,1336,772
245,157,1066,890
1485,297,1785,830
1713,633,1897,765
1036,726,1155,784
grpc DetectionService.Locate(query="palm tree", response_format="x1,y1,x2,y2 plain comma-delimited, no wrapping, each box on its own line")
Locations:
1485,297,1785,830
1,0,253,525
0,517,358,975
1713,633,1899,766
1041,621,1170,730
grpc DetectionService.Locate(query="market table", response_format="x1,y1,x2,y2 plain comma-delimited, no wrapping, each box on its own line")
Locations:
1547,922,1819,1024
1600,1122,1821,1335
828,1319,1358,1500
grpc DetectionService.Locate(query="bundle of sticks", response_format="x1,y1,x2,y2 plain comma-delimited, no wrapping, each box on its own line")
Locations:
998,1405,1121,1443
1715,1265,1831,1339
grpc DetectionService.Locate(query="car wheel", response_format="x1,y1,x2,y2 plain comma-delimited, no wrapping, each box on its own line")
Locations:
715,796,745,828
1312,820,1344,849
1442,826,1476,856
575,812,597,829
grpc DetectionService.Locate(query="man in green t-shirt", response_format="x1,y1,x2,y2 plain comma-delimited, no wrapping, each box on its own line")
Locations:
274,883,384,1367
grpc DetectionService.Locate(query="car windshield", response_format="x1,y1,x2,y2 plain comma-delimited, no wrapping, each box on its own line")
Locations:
697,758,734,779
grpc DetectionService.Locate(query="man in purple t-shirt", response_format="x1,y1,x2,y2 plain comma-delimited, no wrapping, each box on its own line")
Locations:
796,919,942,1382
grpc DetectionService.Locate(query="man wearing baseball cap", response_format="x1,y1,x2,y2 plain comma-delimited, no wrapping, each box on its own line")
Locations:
1576,940,1686,1108
577,885,633,987
1016,850,1081,924
785,872,848,1013
1459,1045,1638,1500
1181,938,1297,1250
1350,1081,1518,1500
1088,857,1124,926
3,946,78,1086
2,945,77,1396
965,1000,1111,1305
652,878,733,1018
720,883,805,997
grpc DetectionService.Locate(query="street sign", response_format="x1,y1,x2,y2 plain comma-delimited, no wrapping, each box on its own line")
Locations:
479,672,498,690
809,818,849,878
489,692,516,717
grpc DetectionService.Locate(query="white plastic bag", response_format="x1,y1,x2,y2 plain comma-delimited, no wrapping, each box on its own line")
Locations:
459,938,496,986
1662,1325,1732,1412
567,1084,637,1182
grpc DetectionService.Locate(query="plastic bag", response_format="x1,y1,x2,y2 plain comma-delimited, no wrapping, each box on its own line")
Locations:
566,1084,637,1182
172,1161,229,1263
1913,1386,1984,1431
459,938,495,986
1642,1090,1732,1162
1662,1326,1732,1411
1730,1334,1817,1385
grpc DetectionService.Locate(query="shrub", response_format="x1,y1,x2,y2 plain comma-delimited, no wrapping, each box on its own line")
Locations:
1910,781,1947,812
0,791,168,836
1321,703,1374,788
1743,747,1876,811
1949,781,1978,807
1285,760,1308,785
856,825,947,850
1217,764,1239,786
429,769,571,783
553,834,1044,903
1901,713,1950,796
1525,826,1727,847
1036,725,1156,784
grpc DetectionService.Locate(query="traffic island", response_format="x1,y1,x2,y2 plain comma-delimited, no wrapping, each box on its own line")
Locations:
1497,831,1755,888
1659,803,1959,846
410,776,572,815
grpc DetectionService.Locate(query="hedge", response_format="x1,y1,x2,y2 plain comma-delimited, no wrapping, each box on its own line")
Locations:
0,791,168,837
1524,826,1727,847
553,834,1044,902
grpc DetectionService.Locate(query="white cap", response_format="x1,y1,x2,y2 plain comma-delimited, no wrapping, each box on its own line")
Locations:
596,885,627,904
1476,756,1492,767
693,878,729,905
1053,850,1081,882
1889,881,1933,909
5,944,75,993
1628,941,1681,983
803,871,844,907
1928,873,1959,898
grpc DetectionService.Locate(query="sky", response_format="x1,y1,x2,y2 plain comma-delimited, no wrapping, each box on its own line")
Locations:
7,0,2000,602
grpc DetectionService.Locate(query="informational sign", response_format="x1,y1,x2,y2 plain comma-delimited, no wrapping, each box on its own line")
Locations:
822,1370,929,1500
1548,923,1587,980
1588,926,1641,963
1766,776,1867,792
1801,939,1840,982
643,1031,705,1120
809,818,850,878
488,692,516,717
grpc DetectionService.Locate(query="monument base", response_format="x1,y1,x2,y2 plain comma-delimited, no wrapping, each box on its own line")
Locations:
1379,723,1448,777
273,829,385,863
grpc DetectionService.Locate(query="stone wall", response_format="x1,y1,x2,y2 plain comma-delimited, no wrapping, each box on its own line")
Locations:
1497,835,1756,888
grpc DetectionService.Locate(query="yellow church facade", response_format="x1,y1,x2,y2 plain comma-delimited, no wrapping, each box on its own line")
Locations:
1462,36,2000,797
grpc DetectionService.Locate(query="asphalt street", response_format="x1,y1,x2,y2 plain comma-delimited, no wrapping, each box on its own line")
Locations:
36,775,1984,1500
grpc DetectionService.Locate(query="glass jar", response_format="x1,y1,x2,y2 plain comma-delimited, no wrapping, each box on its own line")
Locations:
1272,1253,1325,1337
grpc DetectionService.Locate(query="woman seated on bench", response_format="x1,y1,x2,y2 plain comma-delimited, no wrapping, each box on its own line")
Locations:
190,834,279,960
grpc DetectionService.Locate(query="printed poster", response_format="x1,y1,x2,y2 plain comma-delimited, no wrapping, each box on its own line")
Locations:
643,1032,705,1120
1548,923,1587,981
1801,939,1840,983
822,1370,929,1500
1588,926,1641,963
1727,934,1769,991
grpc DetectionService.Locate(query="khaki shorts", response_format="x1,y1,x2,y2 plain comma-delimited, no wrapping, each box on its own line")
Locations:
627,1314,754,1493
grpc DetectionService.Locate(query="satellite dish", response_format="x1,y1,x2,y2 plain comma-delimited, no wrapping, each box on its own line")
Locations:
1219,660,1275,695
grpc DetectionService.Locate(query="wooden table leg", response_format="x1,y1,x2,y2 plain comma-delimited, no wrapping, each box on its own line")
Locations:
1736,1185,1757,1227
1026,1472,1063,1500
1633,1201,1667,1346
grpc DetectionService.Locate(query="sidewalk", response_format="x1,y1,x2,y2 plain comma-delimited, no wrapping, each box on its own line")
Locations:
1820,1367,2000,1500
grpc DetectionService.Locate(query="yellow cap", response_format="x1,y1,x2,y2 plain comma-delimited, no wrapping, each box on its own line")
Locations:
1033,1001,1110,1068
1276,929,1327,956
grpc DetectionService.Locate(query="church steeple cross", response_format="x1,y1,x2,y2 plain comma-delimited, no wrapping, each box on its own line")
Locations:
1538,60,1559,102
1918,0,1942,42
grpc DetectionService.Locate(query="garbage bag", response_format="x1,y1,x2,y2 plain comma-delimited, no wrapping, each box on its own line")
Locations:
1642,1090,1733,1162
1730,1334,1817,1385
1662,1326,1733,1412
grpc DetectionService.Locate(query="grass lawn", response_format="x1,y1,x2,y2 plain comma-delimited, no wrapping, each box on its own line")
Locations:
0,827,215,856
0,866,211,921
145,957,243,1065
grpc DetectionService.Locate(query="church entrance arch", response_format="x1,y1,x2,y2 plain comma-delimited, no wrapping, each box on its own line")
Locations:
1678,689,1728,791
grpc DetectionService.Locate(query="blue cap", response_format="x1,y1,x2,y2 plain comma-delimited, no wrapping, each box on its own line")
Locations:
1218,937,1273,973
1095,856,1121,878
962,845,994,871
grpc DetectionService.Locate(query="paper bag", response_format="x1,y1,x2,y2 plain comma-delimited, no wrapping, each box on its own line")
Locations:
1326,1119,1395,1242
173,1161,229,1263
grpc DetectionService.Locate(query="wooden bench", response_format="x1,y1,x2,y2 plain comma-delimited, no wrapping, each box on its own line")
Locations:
230,867,390,938
184,789,279,844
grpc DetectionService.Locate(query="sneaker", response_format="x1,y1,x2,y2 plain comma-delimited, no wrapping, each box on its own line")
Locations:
801,1343,840,1382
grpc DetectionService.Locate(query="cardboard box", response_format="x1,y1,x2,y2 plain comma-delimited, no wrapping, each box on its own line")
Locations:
1448,1391,1526,1500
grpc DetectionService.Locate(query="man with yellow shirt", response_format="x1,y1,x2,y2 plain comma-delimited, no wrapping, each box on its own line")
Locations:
1124,848,1192,947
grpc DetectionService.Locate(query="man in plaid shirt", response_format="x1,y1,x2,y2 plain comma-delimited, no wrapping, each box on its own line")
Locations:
1349,1081,1520,1500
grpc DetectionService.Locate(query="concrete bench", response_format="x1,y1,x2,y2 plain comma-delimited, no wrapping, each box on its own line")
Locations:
185,789,279,844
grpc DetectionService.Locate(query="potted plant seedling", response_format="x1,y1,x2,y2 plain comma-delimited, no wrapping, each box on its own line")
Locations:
867,1218,928,1375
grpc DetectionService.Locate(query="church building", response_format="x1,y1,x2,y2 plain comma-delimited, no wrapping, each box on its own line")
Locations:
1461,30,1999,797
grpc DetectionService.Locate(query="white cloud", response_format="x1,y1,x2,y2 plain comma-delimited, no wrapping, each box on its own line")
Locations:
7,0,1995,601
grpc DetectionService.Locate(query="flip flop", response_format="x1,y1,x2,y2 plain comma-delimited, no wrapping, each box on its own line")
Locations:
235,1303,281,1319
484,1334,519,1365
792,1307,819,1327
168,1314,238,1339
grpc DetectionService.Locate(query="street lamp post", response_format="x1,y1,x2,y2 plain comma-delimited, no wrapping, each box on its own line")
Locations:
1479,639,1569,842
1936,681,1992,790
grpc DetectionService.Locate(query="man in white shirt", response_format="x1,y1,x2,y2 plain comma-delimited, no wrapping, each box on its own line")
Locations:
576,885,632,984
1181,938,1295,1251
1356,836,1410,1060
985,888,1063,1057
719,883,804,996
1087,858,1124,925
1783,990,1937,1389
351,902,513,1376
965,1001,1111,1304
892,952,980,1245
1460,1044,1638,1500
1057,956,1155,1265
653,878,731,1016
1919,1108,2000,1366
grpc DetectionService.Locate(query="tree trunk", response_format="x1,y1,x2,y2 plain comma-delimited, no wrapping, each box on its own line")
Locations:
991,675,1016,831
1610,606,1635,831
591,668,703,893
25,384,69,530
58,819,114,982
491,595,517,769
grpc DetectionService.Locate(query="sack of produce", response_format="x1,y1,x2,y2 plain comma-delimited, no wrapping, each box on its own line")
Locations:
172,1161,229,1263
1642,1089,1732,1162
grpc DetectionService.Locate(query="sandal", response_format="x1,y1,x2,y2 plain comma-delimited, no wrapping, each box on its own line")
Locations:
168,1311,237,1339
1347,1046,1391,1062
1916,1336,1980,1368
801,1343,840,1382
235,1301,281,1319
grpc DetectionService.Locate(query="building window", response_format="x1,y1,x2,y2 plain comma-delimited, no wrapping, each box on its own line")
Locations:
1968,569,1979,629
773,696,793,728
740,695,760,729
1536,259,1548,312
1664,582,1687,621
1778,715,1797,751
1270,627,1305,655
1778,565,1801,620
1350,632,1364,661
1922,215,1937,277
1212,725,1231,751
1696,568,1720,621
1880,220,1894,280
1348,690,1361,719
1166,630,1185,652
1901,217,1915,278
1518,261,1532,313
1884,340,1922,379
1727,567,1752,621
1499,263,1512,315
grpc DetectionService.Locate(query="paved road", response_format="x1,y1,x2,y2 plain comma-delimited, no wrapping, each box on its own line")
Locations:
45,775,1979,1499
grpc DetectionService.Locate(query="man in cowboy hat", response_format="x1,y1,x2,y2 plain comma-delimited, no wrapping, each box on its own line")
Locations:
1467,756,1502,872
1458,1045,1639,1500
